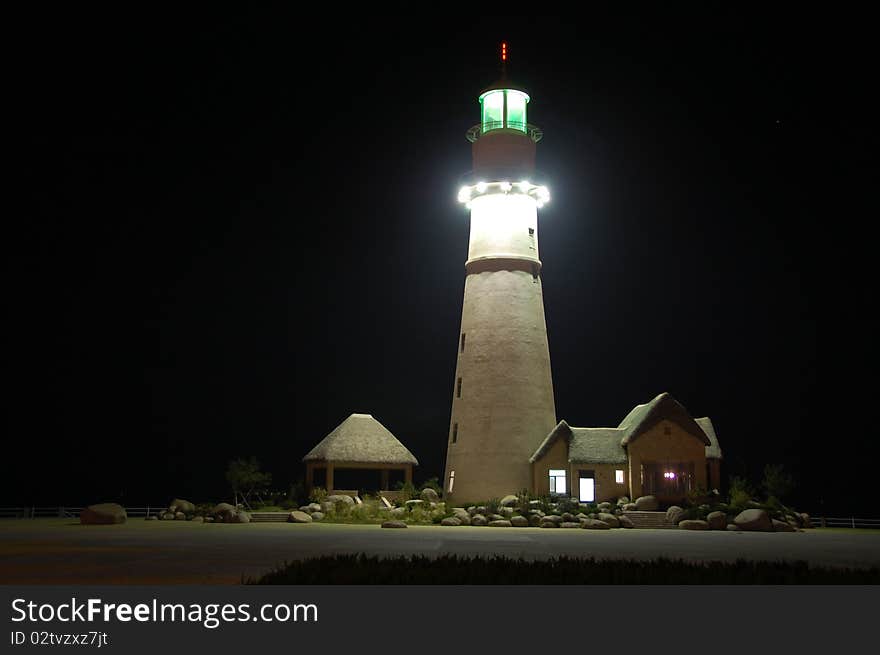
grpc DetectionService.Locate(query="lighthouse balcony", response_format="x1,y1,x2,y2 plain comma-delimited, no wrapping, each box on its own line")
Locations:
466,122,544,143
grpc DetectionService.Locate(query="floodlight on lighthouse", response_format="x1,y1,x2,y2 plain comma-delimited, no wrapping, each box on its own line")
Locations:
518,180,530,192
500,181,512,192
476,181,488,193
458,186,471,203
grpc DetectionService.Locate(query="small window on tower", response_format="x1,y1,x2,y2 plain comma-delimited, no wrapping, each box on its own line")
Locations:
448,470,455,493
456,377,462,398
528,227,534,236
615,470,625,484
531,264,538,283
460,333,466,353
452,423,458,443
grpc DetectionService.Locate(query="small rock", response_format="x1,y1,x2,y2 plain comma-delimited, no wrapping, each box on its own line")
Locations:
228,511,251,523
80,503,127,525
561,522,581,528
471,515,488,526
289,510,313,523
707,511,727,530
311,512,324,521
500,494,519,507
597,502,612,512
381,520,407,528
145,515,158,521
489,520,512,527
489,513,505,521
190,516,204,523
734,509,773,532
308,502,322,513
405,499,424,508
561,512,575,522
618,515,634,528
726,524,741,531
327,494,355,507
772,519,796,532
161,512,175,521
679,520,709,530
510,515,529,527
204,516,215,523
500,507,514,517
441,517,461,526
529,515,543,527
623,503,638,511
168,498,195,514
597,512,620,527
617,496,630,505
174,512,186,520
539,519,559,528
299,505,312,513
475,506,488,514
666,505,685,525
580,519,611,530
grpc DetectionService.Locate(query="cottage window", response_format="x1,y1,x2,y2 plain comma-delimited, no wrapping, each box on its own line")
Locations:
549,469,567,494
615,470,625,484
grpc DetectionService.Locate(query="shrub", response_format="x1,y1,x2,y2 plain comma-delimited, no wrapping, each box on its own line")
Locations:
394,481,418,504
485,497,502,515
309,486,328,504
728,476,754,512
762,464,795,503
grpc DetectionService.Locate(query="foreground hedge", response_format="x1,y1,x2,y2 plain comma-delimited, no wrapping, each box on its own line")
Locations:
250,554,879,585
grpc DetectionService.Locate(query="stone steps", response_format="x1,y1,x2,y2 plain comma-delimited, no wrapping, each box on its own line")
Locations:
249,512,290,523
623,511,678,529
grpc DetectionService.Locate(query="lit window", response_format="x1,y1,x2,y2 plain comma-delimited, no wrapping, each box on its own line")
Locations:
448,471,455,493
481,90,504,131
452,423,458,444
615,470,624,484
549,469,567,494
505,90,528,132
456,377,462,398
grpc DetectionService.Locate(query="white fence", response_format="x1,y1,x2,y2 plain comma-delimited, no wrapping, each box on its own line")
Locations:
0,506,168,519
810,516,880,529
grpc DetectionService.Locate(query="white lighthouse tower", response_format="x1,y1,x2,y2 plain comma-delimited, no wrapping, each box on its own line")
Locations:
443,44,557,502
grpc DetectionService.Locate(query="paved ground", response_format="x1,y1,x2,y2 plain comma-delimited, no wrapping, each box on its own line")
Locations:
1,519,878,584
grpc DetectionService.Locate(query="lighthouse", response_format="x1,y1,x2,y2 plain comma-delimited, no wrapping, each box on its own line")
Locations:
443,44,557,502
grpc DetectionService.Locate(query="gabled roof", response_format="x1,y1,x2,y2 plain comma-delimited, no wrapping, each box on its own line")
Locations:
618,392,710,446
530,421,627,465
302,414,418,465
695,417,723,460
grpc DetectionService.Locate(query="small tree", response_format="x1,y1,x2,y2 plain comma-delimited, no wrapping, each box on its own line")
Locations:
226,457,272,509
762,464,794,503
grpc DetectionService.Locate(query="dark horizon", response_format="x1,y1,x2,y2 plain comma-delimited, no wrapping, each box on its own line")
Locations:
8,11,867,513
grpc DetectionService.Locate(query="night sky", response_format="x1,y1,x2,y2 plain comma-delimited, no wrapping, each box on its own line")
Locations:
8,11,871,513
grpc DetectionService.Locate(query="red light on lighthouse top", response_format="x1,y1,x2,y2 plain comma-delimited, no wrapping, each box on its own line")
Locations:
501,41,508,62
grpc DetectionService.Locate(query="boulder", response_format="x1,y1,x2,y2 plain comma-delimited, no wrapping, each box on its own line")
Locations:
80,503,127,525
707,511,727,530
726,523,741,531
288,511,313,523
161,512,175,521
212,503,236,521
381,520,407,528
441,517,461,526
561,522,581,528
299,505,312,513
174,512,186,520
204,516,215,523
489,514,505,522
539,519,559,528
475,506,488,515
405,499,424,508
580,519,610,530
327,494,355,507
488,519,512,527
308,502,323,513
529,515,543,527
467,506,477,515
451,508,470,521
420,487,440,503
390,507,407,519
561,513,575,522
228,511,251,523
734,509,773,532
617,496,630,505
623,503,638,511
500,494,519,507
635,495,658,511
168,498,195,514
597,512,620,527
529,499,543,508
543,514,562,523
510,515,529,527
666,505,685,525
799,513,812,528
597,502,613,512
618,515,634,528
145,515,158,521
311,512,324,521
471,514,488,526
458,515,471,526
679,520,709,530
190,516,205,523
500,507,515,518
772,519,796,532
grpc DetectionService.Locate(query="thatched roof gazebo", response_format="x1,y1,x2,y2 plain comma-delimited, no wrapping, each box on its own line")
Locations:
302,413,418,496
